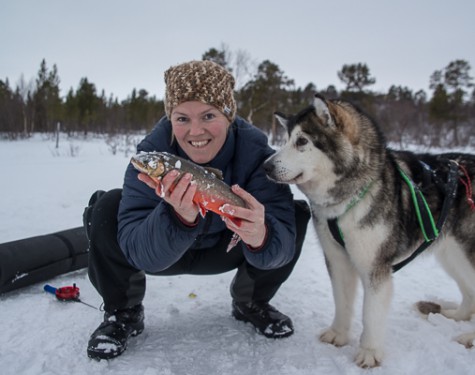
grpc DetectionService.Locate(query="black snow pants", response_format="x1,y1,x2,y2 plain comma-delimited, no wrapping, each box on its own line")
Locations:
84,189,310,312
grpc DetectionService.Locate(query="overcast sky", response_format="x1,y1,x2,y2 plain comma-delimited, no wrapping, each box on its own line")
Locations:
2,0,474,101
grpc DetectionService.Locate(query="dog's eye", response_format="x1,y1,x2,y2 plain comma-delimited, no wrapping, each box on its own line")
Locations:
296,137,308,147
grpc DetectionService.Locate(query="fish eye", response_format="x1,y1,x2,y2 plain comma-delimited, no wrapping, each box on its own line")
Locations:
296,137,308,147
149,163,165,177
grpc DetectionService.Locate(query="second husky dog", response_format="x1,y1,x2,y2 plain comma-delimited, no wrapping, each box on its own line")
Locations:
263,95,475,367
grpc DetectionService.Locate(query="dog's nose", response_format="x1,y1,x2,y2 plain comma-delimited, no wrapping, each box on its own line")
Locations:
263,161,274,175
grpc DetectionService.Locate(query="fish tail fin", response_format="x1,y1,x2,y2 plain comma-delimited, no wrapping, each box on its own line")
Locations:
198,204,208,219
226,233,241,252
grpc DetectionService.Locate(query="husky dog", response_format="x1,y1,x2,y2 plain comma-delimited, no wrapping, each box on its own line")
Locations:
263,94,475,367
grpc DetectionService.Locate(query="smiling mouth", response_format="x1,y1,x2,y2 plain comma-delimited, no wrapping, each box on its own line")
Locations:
190,140,210,148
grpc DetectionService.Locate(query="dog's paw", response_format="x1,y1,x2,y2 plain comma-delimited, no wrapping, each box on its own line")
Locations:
319,328,348,347
456,332,475,348
441,308,472,321
416,301,471,321
355,347,383,368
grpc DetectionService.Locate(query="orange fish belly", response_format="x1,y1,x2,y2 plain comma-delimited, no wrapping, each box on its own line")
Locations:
193,191,242,226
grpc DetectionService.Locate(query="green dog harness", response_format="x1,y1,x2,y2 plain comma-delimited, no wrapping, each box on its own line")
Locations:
327,159,459,273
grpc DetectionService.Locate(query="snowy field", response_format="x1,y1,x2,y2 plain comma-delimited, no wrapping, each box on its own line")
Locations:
0,134,474,375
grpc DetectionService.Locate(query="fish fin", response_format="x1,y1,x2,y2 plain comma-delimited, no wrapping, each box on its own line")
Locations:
151,178,164,197
226,233,241,252
198,204,207,218
204,167,224,180
218,204,242,227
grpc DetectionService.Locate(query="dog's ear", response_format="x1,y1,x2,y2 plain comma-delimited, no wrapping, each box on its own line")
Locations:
313,95,335,128
274,112,289,130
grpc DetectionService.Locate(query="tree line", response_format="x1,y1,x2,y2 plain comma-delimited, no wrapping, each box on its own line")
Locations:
1,46,474,147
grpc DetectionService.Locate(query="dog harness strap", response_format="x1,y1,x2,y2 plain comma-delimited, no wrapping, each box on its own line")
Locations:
327,182,373,248
391,240,433,272
436,160,459,228
398,167,438,241
344,181,374,213
456,162,475,210
328,218,345,247
328,162,458,273
392,160,459,273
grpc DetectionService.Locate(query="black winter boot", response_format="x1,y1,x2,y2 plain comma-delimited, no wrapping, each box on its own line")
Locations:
232,301,294,338
87,304,144,360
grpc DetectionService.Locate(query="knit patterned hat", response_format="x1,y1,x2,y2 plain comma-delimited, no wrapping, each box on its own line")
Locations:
164,60,236,122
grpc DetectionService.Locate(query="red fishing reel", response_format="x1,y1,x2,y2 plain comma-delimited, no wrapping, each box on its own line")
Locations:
44,283,97,309
44,283,80,301
56,284,80,301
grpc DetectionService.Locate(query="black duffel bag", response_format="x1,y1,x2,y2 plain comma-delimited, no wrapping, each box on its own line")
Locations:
0,227,89,294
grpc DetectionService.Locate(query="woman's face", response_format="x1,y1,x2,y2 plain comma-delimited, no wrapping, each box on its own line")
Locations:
170,101,230,164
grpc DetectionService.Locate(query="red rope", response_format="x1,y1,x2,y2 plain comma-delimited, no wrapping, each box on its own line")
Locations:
458,163,475,211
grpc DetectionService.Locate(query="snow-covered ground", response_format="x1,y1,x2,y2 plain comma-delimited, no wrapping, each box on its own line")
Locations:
0,134,474,375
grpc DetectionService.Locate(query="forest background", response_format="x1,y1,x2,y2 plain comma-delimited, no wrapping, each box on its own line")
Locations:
1,45,474,148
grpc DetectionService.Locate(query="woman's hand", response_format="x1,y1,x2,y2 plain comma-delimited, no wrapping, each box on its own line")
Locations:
138,170,199,224
221,184,267,248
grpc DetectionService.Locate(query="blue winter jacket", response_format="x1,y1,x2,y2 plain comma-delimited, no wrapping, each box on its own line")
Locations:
117,116,296,273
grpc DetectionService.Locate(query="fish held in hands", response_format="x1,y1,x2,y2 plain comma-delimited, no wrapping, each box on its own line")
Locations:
130,151,245,226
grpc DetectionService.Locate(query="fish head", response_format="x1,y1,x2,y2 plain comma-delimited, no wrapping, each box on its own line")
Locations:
130,152,167,178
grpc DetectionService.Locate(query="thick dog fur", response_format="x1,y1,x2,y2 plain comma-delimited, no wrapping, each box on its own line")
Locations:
263,95,475,367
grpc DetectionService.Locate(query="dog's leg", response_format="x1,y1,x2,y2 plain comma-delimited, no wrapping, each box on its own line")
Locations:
441,282,475,321
355,274,393,368
319,242,358,347
435,241,475,321
417,242,475,349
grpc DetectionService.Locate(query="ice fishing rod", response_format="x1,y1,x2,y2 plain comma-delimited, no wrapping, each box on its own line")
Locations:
44,283,98,310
